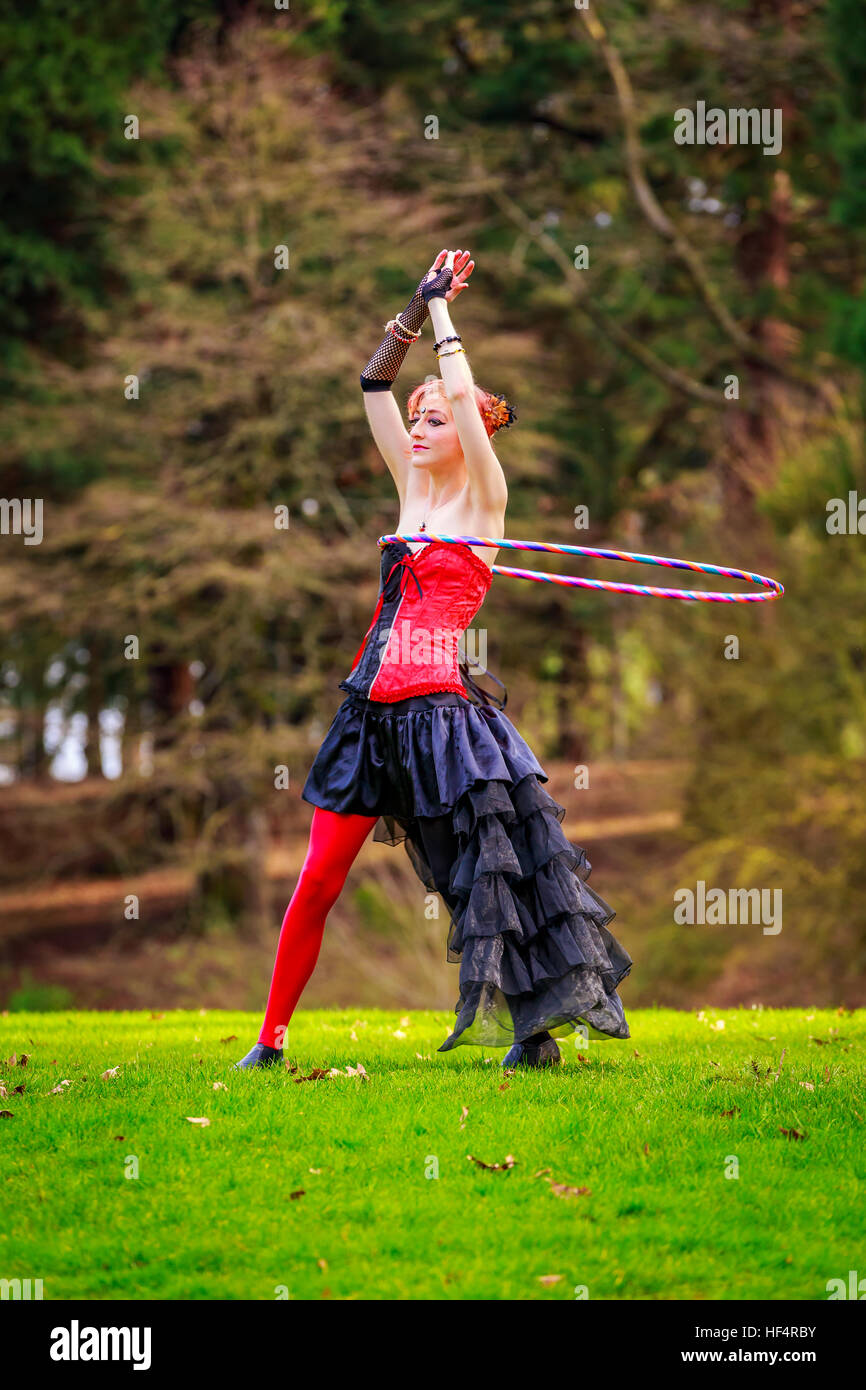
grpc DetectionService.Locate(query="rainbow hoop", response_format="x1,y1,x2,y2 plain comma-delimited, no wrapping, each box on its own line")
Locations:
378,534,784,603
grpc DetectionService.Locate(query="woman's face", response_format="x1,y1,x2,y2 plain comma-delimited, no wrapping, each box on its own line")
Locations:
408,390,462,469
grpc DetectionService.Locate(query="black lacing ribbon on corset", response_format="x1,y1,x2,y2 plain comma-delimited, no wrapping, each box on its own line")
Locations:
349,553,424,671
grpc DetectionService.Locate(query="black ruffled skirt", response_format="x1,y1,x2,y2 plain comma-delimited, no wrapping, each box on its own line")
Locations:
301,689,631,1052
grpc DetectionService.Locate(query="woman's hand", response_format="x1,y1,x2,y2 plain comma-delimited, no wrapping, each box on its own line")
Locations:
422,248,474,302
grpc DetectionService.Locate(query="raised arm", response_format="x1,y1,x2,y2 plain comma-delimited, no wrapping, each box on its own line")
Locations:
425,263,508,517
359,251,475,503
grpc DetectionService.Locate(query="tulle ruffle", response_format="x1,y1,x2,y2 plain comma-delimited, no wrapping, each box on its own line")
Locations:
301,691,631,1051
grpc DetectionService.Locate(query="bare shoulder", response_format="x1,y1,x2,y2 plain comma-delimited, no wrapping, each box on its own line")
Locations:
468,508,507,570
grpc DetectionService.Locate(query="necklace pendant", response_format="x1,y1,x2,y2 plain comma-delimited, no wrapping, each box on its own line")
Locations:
419,520,426,531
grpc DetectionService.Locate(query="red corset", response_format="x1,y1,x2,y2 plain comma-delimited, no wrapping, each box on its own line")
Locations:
340,540,493,702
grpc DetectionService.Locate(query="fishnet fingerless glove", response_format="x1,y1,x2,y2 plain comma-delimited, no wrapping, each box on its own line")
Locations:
359,280,430,392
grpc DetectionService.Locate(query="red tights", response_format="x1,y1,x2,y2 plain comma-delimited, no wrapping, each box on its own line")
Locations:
258,807,379,1049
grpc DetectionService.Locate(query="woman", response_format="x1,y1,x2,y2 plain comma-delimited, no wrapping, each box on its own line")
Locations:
236,249,631,1071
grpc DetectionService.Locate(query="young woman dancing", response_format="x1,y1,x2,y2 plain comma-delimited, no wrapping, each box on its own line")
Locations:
235,248,631,1071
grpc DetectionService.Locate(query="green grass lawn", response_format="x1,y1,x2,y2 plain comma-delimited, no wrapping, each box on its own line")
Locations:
1,1006,862,1301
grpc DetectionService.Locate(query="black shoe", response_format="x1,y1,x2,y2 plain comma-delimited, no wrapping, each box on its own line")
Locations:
233,1043,284,1071
501,1032,561,1069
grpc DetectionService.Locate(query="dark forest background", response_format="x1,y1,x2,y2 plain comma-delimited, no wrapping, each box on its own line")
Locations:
1,0,864,1015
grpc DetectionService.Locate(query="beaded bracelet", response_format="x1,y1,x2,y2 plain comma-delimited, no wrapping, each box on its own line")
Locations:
384,314,421,343
433,335,462,352
437,346,466,359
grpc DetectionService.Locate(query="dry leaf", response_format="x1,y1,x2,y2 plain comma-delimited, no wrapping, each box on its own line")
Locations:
633,1050,641,1058
498,1082,510,1092
220,1035,238,1044
538,1274,563,1285
289,1190,305,1200
213,1081,228,1092
18,1054,29,1067
309,1167,321,1175
0,1110,12,1119
150,1013,165,1021
13,1084,25,1095
643,1142,650,1156
101,1067,120,1080
399,1015,410,1027
317,1258,328,1271
294,1069,331,1083
780,1127,806,1140
533,1168,553,1179
185,1116,210,1126
799,1081,815,1091
466,1153,516,1171
550,1182,591,1199
0,1083,6,1099
459,1105,469,1128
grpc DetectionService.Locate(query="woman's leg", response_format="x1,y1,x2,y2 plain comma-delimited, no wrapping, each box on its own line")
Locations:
257,806,379,1049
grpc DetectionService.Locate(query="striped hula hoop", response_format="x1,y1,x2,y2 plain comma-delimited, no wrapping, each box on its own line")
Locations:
377,534,784,603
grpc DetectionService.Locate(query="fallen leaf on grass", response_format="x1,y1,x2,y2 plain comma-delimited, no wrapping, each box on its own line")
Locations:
0,1110,13,1119
414,1052,431,1061
498,1082,510,1092
220,1035,238,1045
185,1116,210,1126
399,1015,411,1027
459,1105,469,1130
574,1053,590,1064
150,1013,164,1021
538,1274,563,1286
533,1168,553,1179
296,1069,333,1083
288,1190,305,1201
317,1258,328,1272
642,1143,650,1156
0,1083,6,1099
101,1068,120,1081
550,1182,592,1199
799,1081,815,1091
467,1153,516,1171
50,1080,72,1094
780,1127,807,1140
12,1084,25,1095
309,1167,321,1175
213,1082,228,1092
114,1136,125,1141
720,1107,740,1118
633,1050,641,1058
